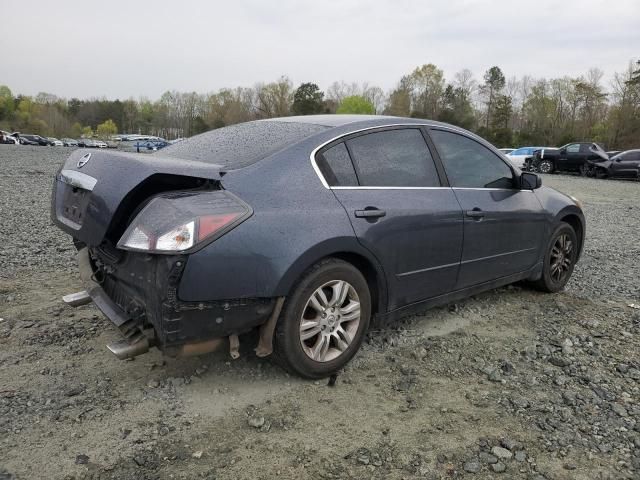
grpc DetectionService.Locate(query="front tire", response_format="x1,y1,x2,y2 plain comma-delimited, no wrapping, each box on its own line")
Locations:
538,159,554,174
531,223,578,293
273,258,371,379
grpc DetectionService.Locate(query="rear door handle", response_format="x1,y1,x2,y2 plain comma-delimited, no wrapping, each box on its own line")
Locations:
355,209,386,219
465,208,485,219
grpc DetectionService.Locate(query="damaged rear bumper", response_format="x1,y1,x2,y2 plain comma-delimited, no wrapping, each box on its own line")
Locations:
72,247,282,359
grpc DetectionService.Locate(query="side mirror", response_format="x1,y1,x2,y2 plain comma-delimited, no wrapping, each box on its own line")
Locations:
520,172,542,190
560,149,566,155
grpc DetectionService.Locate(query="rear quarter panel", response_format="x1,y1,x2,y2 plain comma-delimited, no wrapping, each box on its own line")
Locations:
177,138,386,302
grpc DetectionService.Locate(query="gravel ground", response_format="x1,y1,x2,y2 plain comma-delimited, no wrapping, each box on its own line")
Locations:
0,145,639,480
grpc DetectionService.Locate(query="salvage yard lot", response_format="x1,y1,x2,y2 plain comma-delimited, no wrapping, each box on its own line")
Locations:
1,145,639,480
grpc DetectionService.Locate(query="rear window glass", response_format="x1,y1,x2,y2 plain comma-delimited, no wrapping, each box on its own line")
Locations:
160,121,328,168
317,143,358,186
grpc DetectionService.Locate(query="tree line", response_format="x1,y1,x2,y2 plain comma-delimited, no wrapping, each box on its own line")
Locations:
0,58,638,149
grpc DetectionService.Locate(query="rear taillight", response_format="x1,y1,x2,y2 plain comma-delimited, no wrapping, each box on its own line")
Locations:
117,191,251,253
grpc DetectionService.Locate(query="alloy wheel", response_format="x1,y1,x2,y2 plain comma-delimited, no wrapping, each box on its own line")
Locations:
550,233,573,283
538,160,553,174
299,280,361,362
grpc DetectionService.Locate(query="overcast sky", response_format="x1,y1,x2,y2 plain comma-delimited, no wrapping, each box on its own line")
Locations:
2,0,639,99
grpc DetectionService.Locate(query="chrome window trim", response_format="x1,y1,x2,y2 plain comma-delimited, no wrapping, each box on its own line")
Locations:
309,122,523,191
310,122,440,190
452,187,534,192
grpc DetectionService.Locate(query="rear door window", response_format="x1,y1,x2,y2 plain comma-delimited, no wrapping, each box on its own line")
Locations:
345,129,440,187
623,151,640,162
429,129,514,189
317,142,358,186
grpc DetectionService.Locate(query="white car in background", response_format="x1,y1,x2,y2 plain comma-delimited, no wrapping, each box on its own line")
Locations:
498,147,515,155
507,146,548,168
1,130,19,144
47,137,64,147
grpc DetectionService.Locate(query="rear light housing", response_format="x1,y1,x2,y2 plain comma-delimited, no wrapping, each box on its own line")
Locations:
117,190,252,253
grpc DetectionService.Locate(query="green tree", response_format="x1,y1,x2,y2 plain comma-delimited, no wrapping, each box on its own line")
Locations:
69,122,83,138
492,95,512,129
408,64,445,118
255,76,293,118
0,85,15,122
82,125,94,137
481,66,506,129
438,84,475,129
384,75,412,116
628,59,640,86
96,119,118,138
336,95,375,114
291,83,324,115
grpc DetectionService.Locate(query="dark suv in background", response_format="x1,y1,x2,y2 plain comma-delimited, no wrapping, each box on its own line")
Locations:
19,134,53,146
525,142,609,174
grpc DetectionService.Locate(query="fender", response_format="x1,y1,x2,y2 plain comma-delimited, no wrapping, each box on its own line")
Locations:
273,236,389,315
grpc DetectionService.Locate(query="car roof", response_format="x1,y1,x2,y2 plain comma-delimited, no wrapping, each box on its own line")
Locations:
265,114,398,127
263,114,457,129
162,115,493,171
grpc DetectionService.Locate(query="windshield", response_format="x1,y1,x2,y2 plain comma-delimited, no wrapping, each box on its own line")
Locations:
161,120,328,169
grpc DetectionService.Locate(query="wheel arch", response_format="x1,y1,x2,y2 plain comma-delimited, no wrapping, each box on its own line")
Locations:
274,240,388,317
558,211,585,260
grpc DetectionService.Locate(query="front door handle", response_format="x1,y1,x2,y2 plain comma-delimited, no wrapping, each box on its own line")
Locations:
355,209,386,219
465,208,485,219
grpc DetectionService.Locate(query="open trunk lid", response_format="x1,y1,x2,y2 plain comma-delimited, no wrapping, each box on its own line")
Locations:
52,149,223,246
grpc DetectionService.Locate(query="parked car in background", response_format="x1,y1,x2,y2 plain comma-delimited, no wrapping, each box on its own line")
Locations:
20,134,52,146
1,130,19,144
498,147,515,155
62,138,79,147
525,142,608,174
590,150,640,179
12,133,38,145
53,115,585,378
506,146,547,169
48,137,64,147
606,150,622,158
78,138,97,148
135,139,170,151
94,140,108,148
19,137,39,145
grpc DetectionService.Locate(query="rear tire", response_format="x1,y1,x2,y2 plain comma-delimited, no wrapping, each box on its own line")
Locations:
531,222,578,293
579,164,591,177
273,258,371,379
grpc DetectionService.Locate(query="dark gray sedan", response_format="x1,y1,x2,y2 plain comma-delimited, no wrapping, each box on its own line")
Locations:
52,115,585,378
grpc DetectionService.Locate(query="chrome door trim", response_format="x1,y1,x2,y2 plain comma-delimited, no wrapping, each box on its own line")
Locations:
310,123,440,189
452,187,534,193
332,186,451,190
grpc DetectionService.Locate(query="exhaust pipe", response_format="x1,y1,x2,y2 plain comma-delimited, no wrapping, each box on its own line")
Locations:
107,337,150,360
62,290,92,307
